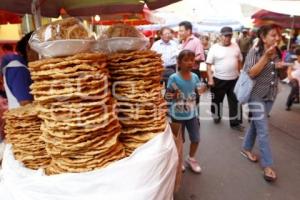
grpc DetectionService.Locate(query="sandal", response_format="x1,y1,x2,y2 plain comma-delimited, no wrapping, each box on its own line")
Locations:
263,167,277,182
240,150,258,162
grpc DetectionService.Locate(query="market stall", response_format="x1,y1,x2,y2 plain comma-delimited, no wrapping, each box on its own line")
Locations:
0,12,180,200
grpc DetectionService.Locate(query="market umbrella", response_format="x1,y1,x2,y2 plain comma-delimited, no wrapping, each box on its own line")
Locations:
0,9,21,24
243,0,300,17
251,9,300,50
0,0,181,18
252,9,300,29
194,17,242,32
90,5,154,26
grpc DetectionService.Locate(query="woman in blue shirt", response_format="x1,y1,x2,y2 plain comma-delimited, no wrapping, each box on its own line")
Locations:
1,32,36,109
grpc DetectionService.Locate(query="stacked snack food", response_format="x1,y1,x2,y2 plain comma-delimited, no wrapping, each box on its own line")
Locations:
108,50,167,156
0,20,178,200
28,53,125,175
3,104,51,170
28,25,125,174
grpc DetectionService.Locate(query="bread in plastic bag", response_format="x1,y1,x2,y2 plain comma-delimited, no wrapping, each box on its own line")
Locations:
29,17,96,57
96,24,149,53
34,17,91,42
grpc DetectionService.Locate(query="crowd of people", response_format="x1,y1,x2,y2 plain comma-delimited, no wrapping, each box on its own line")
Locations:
152,21,300,182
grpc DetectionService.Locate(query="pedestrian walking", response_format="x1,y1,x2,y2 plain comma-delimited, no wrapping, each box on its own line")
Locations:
241,24,285,182
165,50,206,173
206,26,244,131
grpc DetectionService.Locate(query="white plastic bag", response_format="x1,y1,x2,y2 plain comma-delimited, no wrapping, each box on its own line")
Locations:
0,125,178,200
95,37,149,53
29,17,96,58
30,39,97,57
95,24,149,53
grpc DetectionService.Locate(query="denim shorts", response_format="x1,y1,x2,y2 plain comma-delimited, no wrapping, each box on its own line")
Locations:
172,117,200,143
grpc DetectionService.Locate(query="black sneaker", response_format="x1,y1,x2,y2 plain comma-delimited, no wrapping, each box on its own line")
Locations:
231,125,245,132
286,107,291,111
213,118,221,124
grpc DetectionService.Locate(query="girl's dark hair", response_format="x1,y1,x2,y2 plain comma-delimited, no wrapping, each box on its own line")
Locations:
16,31,33,63
256,24,281,58
177,49,195,63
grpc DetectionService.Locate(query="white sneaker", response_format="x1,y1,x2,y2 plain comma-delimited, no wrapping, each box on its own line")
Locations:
186,157,202,173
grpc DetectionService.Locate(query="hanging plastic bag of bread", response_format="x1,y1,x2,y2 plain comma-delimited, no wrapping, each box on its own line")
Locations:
29,17,96,57
96,24,149,53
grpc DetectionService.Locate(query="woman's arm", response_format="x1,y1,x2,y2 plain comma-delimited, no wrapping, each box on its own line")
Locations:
248,55,269,78
248,45,276,78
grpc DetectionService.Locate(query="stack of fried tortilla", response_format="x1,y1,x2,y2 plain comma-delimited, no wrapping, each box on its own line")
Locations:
108,50,167,155
28,53,125,175
4,104,51,170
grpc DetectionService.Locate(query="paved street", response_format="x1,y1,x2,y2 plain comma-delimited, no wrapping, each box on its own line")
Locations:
175,83,300,200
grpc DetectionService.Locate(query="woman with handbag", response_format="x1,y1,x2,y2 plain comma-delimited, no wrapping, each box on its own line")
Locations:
240,24,285,182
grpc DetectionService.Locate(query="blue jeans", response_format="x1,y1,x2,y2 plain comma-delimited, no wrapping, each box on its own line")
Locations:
242,98,274,168
172,117,200,143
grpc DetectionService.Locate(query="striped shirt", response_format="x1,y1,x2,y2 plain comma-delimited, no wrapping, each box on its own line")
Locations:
244,48,279,101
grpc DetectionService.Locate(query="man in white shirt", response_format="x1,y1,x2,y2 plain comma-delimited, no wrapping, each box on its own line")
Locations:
151,27,179,87
206,26,244,131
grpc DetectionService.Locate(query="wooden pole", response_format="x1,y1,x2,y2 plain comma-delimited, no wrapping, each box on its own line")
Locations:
31,0,41,29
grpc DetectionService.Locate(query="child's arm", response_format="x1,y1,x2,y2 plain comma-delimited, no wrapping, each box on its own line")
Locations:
165,77,179,102
165,83,179,101
195,76,207,95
